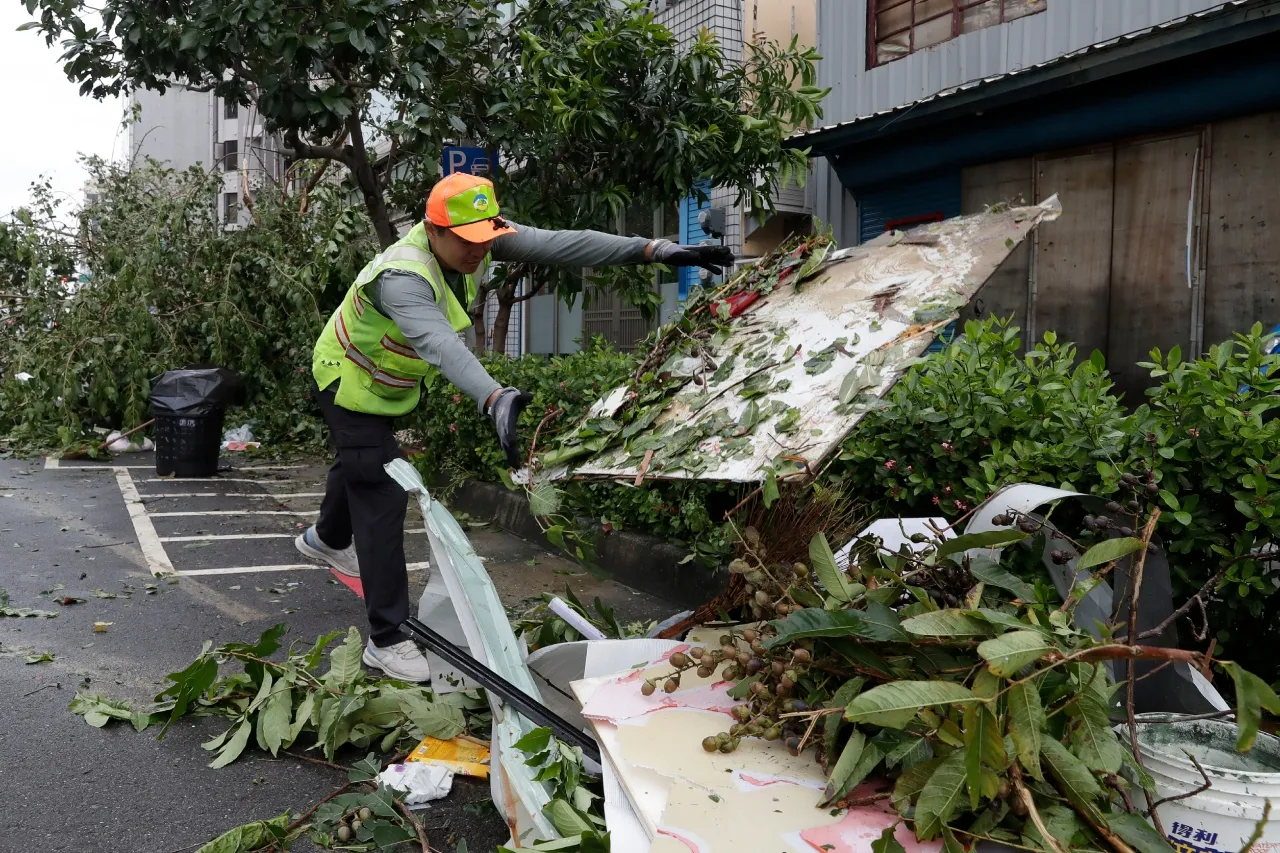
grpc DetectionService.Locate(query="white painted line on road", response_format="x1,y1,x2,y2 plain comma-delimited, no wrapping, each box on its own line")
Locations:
150,509,321,517
141,477,317,484
159,528,427,542
142,492,325,499
177,561,429,577
49,460,309,472
112,467,175,576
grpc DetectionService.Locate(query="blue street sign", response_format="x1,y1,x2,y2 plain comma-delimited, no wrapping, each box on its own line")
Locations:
442,146,494,177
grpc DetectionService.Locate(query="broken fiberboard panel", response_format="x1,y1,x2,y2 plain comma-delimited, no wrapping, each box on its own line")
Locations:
549,196,1061,485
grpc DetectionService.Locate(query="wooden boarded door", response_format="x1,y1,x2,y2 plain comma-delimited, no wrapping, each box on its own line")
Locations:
1032,148,1115,359
1205,112,1280,348
961,158,1033,336
1108,134,1201,402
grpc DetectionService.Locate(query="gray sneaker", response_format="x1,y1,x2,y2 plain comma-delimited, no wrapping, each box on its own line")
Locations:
362,640,432,682
295,525,360,578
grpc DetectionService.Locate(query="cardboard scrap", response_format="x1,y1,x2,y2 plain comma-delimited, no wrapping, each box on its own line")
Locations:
407,733,491,779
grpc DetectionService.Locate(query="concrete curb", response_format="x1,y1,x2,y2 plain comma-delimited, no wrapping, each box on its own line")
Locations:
442,479,726,610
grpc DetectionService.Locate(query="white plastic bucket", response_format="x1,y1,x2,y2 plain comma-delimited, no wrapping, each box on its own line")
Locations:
1136,715,1280,853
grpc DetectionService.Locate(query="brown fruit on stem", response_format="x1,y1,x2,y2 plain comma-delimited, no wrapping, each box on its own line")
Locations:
792,648,811,664
689,647,705,660
742,628,758,643
669,652,690,668
702,736,719,752
641,681,656,696
755,590,771,606
663,678,679,694
774,602,790,616
697,665,714,679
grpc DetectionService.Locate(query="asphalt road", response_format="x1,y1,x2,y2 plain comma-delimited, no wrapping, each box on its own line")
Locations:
0,452,677,852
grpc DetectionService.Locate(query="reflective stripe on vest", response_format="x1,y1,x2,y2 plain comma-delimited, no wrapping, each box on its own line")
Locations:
334,312,419,389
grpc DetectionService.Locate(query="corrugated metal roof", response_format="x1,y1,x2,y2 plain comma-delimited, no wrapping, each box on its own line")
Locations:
790,0,1267,146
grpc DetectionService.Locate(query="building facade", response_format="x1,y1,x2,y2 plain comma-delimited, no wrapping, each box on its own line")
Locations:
128,87,287,228
795,0,1280,400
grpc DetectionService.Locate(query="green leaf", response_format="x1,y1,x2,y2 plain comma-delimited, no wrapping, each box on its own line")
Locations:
823,678,865,761
208,719,252,769
399,694,465,740
1107,811,1177,853
1040,737,1103,817
977,631,1056,677
515,727,553,754
821,731,883,806
769,603,906,646
871,825,907,853
1021,803,1082,852
1007,681,1045,780
892,757,942,813
968,555,1038,602
324,626,364,689
935,530,1027,557
316,693,368,760
902,610,995,638
529,480,561,517
913,749,968,839
260,685,293,756
810,531,856,602
1067,690,1123,774
846,681,976,728
762,468,779,509
1076,537,1144,571
1222,661,1280,751
544,799,593,836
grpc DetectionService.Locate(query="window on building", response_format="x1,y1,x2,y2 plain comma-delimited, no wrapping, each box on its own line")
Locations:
871,0,1046,66
224,100,238,119
222,139,238,172
223,192,239,225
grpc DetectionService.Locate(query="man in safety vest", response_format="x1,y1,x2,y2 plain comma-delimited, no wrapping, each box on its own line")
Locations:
298,173,732,681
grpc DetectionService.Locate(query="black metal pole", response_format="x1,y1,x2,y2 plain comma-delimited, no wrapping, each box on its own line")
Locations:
400,616,601,763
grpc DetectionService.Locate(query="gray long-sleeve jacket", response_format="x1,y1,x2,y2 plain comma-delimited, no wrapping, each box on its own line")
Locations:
365,221,656,410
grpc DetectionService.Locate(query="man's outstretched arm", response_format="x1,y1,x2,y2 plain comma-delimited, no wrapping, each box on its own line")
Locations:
492,221,733,273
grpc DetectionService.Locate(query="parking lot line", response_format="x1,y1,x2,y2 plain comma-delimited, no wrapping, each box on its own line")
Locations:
112,467,175,576
46,456,307,472
142,492,326,499
177,561,429,577
159,529,426,542
150,509,321,517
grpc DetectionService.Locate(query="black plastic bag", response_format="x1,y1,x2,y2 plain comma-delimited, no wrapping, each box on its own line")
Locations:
150,367,240,416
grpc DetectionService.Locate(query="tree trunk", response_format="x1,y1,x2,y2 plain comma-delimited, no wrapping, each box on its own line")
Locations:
490,286,515,356
345,115,397,248
469,283,490,355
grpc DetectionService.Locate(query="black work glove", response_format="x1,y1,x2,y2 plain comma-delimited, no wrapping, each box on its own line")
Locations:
651,241,735,275
487,387,534,468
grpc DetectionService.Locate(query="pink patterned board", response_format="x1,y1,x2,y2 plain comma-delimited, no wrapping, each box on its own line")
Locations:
578,645,741,723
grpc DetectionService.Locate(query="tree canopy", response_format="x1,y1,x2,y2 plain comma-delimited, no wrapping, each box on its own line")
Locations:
24,0,826,351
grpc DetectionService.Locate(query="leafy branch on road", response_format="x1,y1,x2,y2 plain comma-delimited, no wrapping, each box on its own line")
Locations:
70,624,485,765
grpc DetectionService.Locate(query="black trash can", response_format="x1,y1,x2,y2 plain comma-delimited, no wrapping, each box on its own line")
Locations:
150,367,239,478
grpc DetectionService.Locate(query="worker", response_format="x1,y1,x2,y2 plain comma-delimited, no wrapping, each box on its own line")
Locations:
298,173,733,681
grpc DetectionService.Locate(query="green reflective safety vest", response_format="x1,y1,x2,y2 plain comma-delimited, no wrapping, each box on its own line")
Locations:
312,222,488,417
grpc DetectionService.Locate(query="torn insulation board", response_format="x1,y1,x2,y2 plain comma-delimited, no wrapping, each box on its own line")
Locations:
534,196,1061,484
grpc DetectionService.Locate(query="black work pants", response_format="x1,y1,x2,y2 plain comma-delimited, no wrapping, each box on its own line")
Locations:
313,383,410,647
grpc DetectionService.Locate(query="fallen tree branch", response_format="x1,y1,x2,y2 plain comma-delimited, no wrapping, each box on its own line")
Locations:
1147,750,1212,817
286,780,356,833
1126,509,1163,837
395,799,431,852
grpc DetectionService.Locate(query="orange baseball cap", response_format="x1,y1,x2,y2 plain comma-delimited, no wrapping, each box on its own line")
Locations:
426,173,517,243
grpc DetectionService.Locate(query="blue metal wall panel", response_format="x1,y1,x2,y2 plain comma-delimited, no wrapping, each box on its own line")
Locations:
857,172,963,352
677,180,712,301
856,171,962,243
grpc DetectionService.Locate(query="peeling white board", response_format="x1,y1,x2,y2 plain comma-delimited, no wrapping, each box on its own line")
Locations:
550,196,1061,484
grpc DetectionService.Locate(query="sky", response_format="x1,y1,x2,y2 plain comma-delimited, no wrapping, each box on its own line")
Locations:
0,5,125,217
